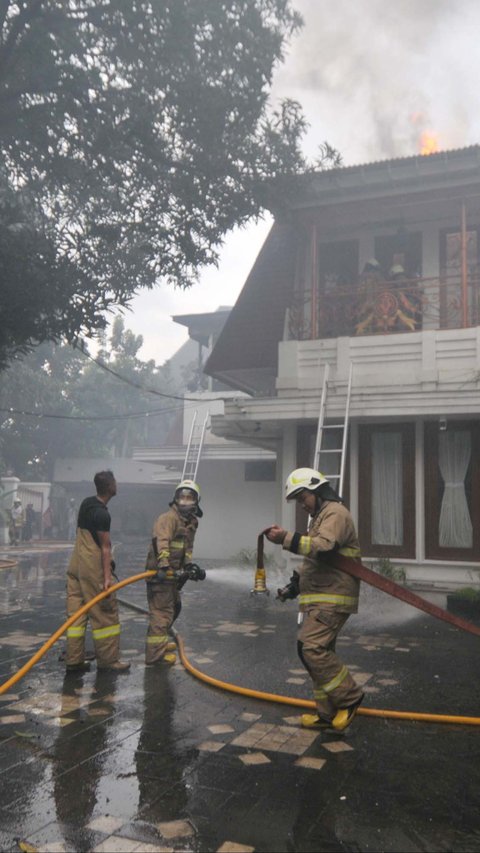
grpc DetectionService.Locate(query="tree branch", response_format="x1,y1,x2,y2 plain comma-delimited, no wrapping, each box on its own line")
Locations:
0,0,44,79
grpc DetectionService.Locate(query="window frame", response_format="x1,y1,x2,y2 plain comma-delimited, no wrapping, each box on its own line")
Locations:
358,422,416,559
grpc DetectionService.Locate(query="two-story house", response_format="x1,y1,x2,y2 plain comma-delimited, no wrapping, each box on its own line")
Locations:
204,145,480,588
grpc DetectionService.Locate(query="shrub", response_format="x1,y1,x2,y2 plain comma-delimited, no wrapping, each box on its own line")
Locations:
373,557,406,584
448,587,480,601
233,548,273,567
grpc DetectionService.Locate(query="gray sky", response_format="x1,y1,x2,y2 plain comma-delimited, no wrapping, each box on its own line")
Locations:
123,0,480,365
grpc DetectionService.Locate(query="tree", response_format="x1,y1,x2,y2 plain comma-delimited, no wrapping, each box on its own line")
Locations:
0,318,182,478
0,0,310,364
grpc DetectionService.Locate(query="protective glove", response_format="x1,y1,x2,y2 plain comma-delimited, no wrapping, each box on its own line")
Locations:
276,571,300,602
154,566,176,582
110,559,119,582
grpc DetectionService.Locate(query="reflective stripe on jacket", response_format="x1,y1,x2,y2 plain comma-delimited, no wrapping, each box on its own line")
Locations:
282,501,361,614
152,505,197,572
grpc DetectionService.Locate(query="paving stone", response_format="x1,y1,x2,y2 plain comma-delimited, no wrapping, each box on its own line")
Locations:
207,724,235,735
217,842,255,852
282,715,302,726
238,752,271,766
88,815,125,834
353,672,373,685
157,819,195,838
321,740,354,753
93,836,138,852
198,740,226,752
295,756,327,770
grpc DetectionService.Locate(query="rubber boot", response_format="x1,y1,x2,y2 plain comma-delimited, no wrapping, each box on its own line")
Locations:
300,713,334,730
331,693,365,732
97,660,131,673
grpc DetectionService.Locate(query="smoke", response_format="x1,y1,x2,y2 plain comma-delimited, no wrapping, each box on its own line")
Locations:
273,0,480,163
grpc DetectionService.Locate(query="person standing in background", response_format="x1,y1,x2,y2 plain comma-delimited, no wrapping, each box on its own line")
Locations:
65,470,130,674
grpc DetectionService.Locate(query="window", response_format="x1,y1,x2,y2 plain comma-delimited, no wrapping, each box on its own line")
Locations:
317,239,359,336
424,422,480,560
439,226,480,328
358,424,415,558
374,232,422,278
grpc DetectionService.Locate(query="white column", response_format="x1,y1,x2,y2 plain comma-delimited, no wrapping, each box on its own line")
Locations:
0,477,20,545
349,422,359,529
279,423,297,532
416,420,425,563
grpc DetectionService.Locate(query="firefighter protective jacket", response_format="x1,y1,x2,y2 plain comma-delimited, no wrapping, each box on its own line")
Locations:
146,504,198,575
282,500,361,614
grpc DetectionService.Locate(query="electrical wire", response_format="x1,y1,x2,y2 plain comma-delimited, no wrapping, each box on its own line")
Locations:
0,402,188,421
78,347,221,403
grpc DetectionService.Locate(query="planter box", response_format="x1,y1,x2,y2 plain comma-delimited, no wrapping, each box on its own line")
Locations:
446,595,480,619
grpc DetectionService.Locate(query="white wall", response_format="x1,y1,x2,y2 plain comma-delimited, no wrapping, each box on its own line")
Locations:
192,459,277,561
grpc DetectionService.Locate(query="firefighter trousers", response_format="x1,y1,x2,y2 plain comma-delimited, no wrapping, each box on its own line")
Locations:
297,607,363,722
66,541,121,667
145,581,180,663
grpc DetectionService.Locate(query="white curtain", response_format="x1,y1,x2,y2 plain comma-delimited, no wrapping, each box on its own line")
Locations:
438,431,472,549
372,431,403,545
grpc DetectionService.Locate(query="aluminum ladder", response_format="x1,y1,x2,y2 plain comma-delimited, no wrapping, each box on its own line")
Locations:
313,362,353,496
182,410,209,483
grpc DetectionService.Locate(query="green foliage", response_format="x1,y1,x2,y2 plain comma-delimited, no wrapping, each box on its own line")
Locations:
448,587,480,601
233,547,273,567
0,318,180,478
0,0,326,365
373,557,406,584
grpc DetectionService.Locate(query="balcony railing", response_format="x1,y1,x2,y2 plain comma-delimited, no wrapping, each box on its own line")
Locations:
286,273,480,341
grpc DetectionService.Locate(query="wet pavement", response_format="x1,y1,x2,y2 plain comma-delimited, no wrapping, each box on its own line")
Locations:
0,540,479,852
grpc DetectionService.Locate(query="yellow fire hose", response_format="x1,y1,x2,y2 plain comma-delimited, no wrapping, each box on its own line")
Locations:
0,570,154,696
0,570,479,728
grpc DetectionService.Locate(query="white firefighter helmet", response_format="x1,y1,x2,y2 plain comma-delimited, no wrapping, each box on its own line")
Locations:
173,480,200,515
175,479,200,498
285,468,329,501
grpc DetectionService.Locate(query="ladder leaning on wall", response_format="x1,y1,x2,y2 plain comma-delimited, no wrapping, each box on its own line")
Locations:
313,362,353,497
182,410,209,483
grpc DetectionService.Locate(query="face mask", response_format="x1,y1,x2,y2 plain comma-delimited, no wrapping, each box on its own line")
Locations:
175,490,198,516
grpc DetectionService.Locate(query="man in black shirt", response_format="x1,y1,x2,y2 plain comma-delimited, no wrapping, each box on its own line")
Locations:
65,470,130,673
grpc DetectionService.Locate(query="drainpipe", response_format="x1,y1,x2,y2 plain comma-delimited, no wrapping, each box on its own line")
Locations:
461,202,468,328
310,222,318,340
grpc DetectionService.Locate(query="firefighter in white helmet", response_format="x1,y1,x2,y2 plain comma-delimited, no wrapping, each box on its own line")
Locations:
265,467,364,732
144,480,204,665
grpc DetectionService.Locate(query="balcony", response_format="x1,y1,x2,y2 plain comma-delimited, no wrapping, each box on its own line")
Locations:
285,272,480,342
276,272,480,419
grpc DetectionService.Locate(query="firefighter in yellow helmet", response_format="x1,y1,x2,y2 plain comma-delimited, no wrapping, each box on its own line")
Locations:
265,468,364,732
144,480,205,666
65,470,130,673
